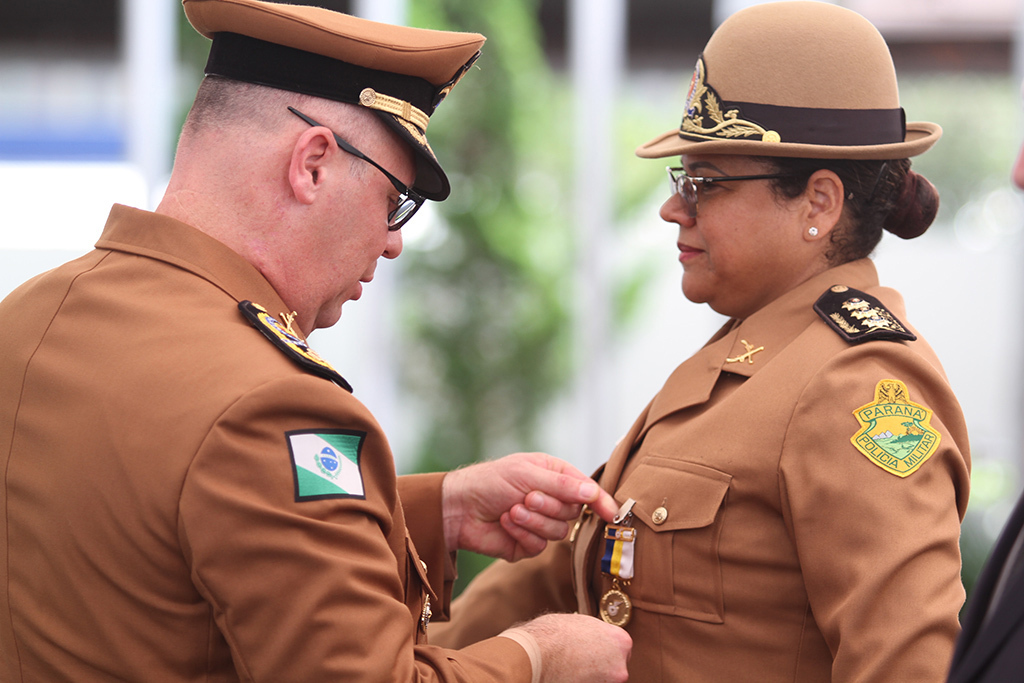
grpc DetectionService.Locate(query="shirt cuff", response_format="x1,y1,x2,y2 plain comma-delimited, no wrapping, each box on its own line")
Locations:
497,628,542,683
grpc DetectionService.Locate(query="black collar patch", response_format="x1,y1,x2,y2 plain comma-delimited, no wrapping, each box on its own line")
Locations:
814,285,917,345
239,301,353,392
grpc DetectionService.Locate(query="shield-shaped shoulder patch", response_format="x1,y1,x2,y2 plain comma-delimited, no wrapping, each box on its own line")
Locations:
850,379,941,477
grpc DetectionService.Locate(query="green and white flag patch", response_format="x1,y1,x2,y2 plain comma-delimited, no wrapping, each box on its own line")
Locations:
286,429,366,501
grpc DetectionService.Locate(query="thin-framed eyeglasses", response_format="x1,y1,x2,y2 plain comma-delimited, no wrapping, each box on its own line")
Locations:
289,106,424,230
666,166,789,218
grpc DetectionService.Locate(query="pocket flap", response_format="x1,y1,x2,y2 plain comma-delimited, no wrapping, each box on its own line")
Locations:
406,533,440,606
617,456,731,532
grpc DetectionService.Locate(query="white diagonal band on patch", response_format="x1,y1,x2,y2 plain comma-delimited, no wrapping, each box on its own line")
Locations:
288,431,365,498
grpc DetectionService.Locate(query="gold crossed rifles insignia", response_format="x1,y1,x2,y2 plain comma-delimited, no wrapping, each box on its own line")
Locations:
726,339,764,365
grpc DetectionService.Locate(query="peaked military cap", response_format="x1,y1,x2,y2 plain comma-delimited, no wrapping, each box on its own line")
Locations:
182,0,486,200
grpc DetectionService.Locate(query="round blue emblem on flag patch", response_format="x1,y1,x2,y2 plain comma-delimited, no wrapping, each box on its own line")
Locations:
316,446,340,478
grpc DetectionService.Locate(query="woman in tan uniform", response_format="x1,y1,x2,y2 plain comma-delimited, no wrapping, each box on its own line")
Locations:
430,2,971,681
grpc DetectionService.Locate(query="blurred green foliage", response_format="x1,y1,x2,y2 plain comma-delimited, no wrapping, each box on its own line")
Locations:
399,1,665,487
401,0,579,592
400,0,672,592
401,0,575,477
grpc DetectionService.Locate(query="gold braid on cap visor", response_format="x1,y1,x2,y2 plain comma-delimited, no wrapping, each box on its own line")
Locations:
359,87,430,131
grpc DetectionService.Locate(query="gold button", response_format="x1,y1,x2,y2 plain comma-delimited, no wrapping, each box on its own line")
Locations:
420,559,428,571
652,506,668,525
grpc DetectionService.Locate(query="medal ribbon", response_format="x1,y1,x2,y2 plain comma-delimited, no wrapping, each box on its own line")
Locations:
601,525,635,580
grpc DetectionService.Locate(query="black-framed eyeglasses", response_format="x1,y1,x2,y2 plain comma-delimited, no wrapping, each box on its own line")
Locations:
289,106,424,230
666,166,789,218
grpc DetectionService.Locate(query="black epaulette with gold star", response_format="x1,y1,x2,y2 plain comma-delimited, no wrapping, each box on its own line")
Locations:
239,301,353,392
813,285,916,345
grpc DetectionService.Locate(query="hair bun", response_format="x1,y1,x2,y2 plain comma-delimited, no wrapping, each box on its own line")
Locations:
884,171,939,239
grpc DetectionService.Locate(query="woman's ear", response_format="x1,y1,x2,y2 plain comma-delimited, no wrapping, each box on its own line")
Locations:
288,127,333,205
802,168,844,242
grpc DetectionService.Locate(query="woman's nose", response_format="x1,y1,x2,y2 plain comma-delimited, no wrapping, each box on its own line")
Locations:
659,192,695,226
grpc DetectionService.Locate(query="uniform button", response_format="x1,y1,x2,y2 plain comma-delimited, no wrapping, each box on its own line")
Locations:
652,506,668,525
420,559,428,571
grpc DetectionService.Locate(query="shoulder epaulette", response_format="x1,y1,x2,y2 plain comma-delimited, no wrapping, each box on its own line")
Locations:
813,285,916,345
239,300,353,392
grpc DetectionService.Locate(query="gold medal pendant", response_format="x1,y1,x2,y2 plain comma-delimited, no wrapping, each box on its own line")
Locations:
599,581,632,627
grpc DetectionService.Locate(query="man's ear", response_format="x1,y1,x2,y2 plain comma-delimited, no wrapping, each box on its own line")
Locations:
802,168,845,241
288,127,333,205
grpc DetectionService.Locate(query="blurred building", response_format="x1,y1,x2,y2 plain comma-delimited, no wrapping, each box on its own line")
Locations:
0,1,121,161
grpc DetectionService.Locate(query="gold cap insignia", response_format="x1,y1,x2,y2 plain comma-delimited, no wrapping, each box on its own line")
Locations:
679,56,774,144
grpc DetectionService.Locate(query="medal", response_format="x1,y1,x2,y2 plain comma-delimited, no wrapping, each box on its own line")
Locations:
599,498,636,627
599,580,633,626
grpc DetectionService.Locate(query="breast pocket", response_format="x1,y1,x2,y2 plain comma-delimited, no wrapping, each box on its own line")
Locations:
616,456,731,623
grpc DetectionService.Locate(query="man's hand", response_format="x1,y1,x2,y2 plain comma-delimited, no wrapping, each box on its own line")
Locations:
442,452,618,561
504,613,632,683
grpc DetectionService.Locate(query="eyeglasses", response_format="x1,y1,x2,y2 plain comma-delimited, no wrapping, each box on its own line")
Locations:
666,166,789,218
289,106,424,230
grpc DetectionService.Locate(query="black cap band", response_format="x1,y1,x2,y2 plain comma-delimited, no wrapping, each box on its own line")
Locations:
681,99,907,147
205,32,440,117
725,101,906,146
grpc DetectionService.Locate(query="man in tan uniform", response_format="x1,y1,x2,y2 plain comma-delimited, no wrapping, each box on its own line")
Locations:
0,1,631,681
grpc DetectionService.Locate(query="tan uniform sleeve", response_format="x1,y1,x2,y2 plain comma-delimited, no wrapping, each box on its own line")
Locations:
398,472,457,614
778,343,970,682
430,536,577,648
179,375,534,682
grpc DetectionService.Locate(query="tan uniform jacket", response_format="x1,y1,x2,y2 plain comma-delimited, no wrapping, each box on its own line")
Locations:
432,259,971,682
0,205,531,682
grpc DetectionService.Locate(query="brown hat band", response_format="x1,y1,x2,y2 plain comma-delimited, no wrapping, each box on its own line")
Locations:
205,32,439,129
687,101,906,147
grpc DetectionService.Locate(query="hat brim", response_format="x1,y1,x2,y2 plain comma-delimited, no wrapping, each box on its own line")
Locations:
635,121,941,161
372,111,449,201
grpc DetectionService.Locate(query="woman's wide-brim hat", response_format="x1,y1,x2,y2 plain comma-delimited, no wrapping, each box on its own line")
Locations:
183,0,486,201
637,1,941,161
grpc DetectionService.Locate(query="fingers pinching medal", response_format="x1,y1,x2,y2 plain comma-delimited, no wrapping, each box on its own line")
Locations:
599,498,636,627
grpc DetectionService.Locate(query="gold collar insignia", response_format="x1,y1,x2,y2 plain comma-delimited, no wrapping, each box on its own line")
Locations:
725,339,765,365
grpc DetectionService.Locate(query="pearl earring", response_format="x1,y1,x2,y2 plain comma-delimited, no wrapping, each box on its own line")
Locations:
808,227,819,237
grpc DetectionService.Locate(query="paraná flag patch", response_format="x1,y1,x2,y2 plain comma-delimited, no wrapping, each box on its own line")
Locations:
286,429,366,501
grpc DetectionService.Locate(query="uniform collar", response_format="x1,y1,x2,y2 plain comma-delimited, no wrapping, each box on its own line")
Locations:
95,204,294,336
720,258,881,379
641,258,881,436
